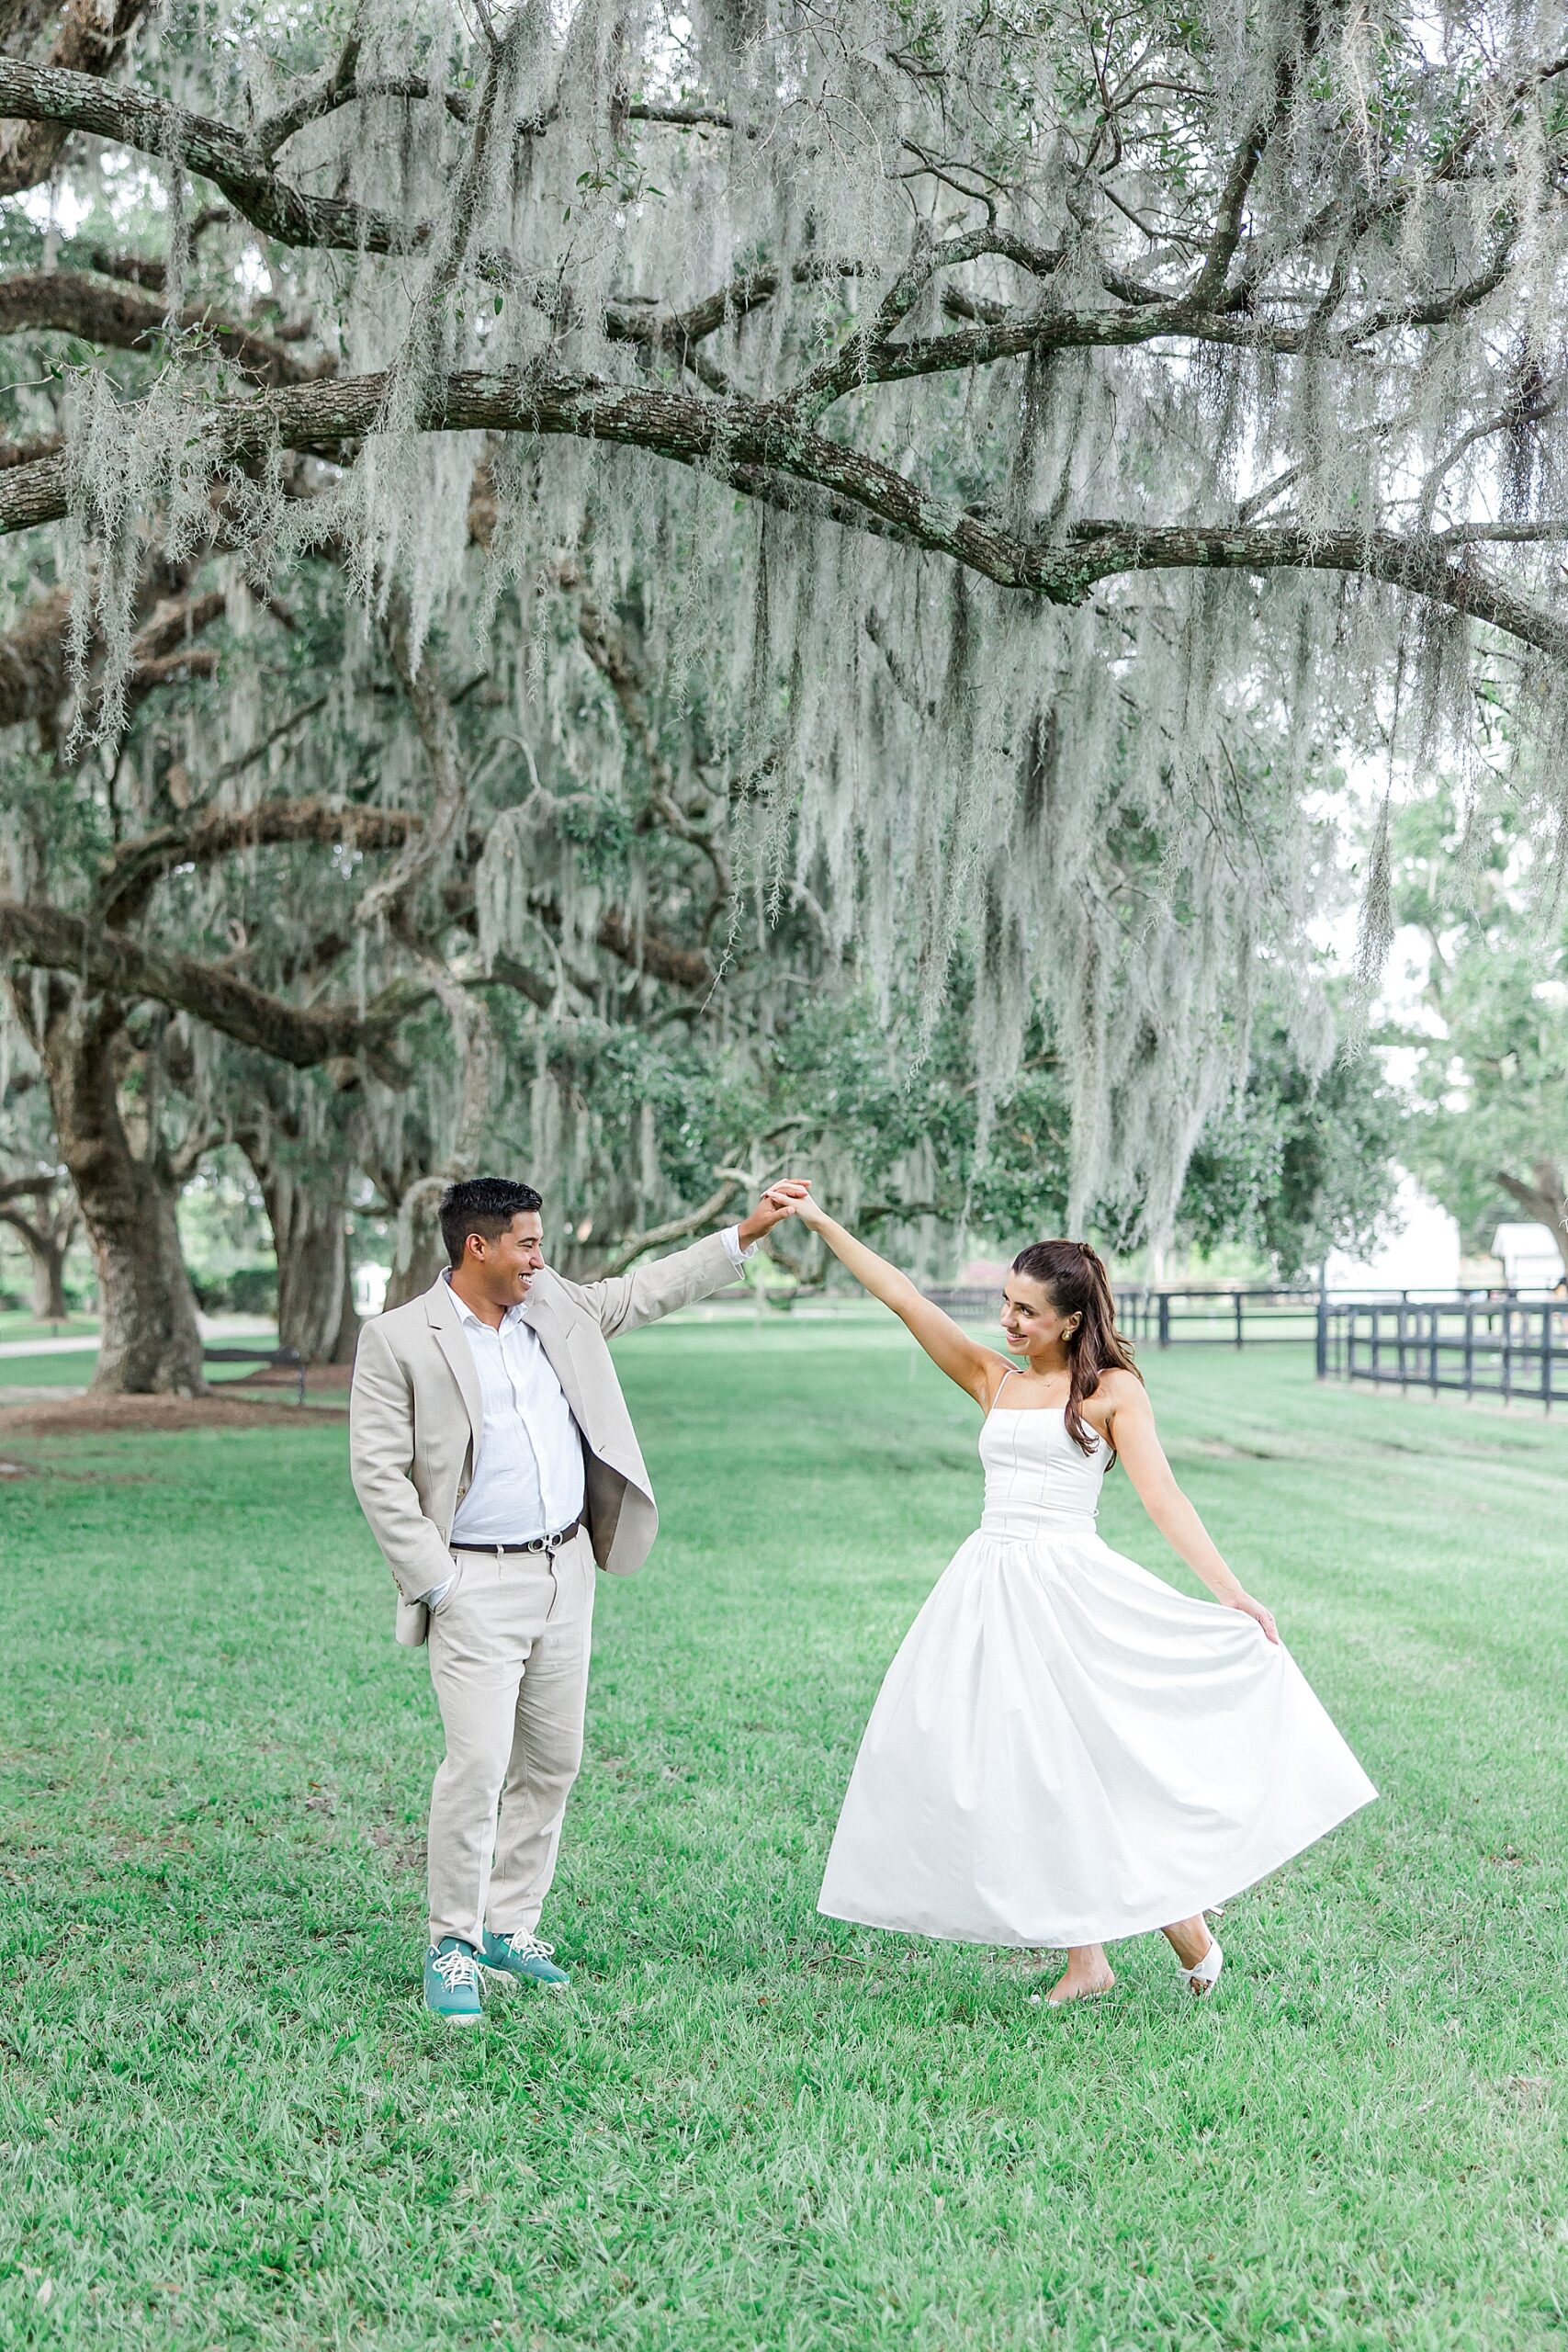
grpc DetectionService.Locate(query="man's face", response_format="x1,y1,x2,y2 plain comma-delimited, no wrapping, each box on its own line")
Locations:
464,1211,547,1307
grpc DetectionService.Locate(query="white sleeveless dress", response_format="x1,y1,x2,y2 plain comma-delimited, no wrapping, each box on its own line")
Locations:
818,1404,1376,1948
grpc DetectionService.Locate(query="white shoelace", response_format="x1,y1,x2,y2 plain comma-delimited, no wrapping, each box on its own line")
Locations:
500,1930,555,1962
433,1945,479,1989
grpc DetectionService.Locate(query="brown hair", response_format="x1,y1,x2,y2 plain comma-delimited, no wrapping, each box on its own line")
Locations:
1010,1238,1143,1457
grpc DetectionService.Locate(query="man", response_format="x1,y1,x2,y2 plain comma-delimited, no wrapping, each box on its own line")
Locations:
349,1173,806,2022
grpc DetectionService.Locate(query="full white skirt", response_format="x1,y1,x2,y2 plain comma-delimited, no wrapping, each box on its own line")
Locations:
818,1523,1377,1949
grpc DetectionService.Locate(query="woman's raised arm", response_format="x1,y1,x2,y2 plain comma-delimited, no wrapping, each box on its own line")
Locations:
790,1195,1007,1408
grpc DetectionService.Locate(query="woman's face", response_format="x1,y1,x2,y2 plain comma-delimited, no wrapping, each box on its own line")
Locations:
1000,1272,1076,1359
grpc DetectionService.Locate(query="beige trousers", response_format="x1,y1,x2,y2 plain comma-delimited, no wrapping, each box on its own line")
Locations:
425,1531,596,1949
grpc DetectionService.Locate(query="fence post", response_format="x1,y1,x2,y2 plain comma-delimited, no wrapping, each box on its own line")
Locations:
1545,1305,1555,1413
1428,1305,1438,1395
1157,1292,1170,1349
1235,1292,1244,1350
1315,1285,1328,1379
1502,1297,1513,1405
1463,1301,1474,1399
1396,1299,1408,1390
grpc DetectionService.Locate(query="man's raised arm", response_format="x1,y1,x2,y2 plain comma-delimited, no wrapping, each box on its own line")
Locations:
566,1182,811,1339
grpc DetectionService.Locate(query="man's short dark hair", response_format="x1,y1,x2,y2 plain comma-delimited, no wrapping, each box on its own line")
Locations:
438,1177,544,1269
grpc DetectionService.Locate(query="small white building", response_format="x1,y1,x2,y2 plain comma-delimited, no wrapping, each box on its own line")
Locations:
1490,1222,1566,1291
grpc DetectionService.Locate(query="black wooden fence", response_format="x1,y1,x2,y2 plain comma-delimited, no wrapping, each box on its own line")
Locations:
1119,1286,1320,1347
1315,1292,1568,1408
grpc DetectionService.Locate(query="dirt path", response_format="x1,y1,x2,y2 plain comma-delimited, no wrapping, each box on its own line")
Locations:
0,1393,347,1437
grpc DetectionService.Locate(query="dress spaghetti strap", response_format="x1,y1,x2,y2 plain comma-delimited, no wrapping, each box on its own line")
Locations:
988,1365,1015,1415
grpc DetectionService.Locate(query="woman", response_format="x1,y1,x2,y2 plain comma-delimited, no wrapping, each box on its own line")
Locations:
789,1201,1376,2004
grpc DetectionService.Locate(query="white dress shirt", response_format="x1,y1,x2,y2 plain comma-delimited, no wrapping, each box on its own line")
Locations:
422,1226,752,1602
447,1283,587,1548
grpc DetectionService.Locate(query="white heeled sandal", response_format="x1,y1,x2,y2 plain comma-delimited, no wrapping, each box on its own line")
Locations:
1180,1937,1224,1996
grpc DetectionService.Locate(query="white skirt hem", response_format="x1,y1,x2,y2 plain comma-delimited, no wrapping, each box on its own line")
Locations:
817,1783,1377,1950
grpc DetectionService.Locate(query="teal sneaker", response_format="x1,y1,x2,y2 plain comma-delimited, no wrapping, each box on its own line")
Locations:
479,1927,570,1989
423,1937,482,2024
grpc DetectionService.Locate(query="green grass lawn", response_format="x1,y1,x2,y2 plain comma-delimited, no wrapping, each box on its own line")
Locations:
0,1338,283,1390
0,1354,96,1389
0,1314,98,1346
2,1322,1565,2350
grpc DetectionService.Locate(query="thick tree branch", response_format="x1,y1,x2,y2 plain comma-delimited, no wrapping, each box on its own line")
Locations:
0,362,1564,659
1330,231,1517,351
0,269,331,385
1495,1162,1568,1259
0,367,1073,580
95,797,422,926
124,588,229,667
475,949,556,1012
0,1201,47,1256
0,899,408,1080
0,52,419,256
784,229,1067,420
1032,521,1568,657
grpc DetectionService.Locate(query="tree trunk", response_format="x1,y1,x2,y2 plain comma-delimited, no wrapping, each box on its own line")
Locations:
27,1225,69,1319
0,1195,73,1318
232,1085,364,1363
1496,1160,1568,1278
262,1167,360,1363
383,1173,447,1310
18,980,207,1393
90,1171,206,1393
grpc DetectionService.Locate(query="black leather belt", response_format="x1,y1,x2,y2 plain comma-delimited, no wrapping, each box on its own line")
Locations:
455,1515,584,1558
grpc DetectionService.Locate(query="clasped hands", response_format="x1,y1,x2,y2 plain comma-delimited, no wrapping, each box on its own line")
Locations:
735,1179,822,1251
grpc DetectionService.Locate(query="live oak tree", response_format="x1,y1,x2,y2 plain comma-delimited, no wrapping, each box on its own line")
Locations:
0,586,361,1391
4,0,1567,1384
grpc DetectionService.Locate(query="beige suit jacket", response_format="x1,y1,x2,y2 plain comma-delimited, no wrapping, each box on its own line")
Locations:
349,1231,738,1645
